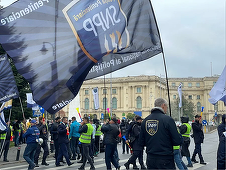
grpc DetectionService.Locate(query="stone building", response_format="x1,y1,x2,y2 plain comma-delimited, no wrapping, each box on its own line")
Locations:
62,75,225,123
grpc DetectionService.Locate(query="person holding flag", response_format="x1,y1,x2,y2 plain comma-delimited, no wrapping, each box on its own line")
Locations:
0,119,12,162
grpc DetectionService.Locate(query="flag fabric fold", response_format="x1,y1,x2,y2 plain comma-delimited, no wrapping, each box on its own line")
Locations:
0,54,19,104
0,111,7,131
0,0,162,114
178,83,183,108
209,66,226,106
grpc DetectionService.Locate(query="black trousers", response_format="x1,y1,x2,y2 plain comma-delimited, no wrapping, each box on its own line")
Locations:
147,154,176,169
81,143,94,168
34,140,49,164
126,150,145,166
54,139,59,160
192,143,204,162
94,136,100,153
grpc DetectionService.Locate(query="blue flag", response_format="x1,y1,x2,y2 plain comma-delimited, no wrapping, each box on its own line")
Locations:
0,0,162,114
0,54,19,103
209,66,226,106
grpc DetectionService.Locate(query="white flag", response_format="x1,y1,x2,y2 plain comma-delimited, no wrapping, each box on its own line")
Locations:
92,87,99,110
178,83,183,108
209,66,226,106
26,93,38,108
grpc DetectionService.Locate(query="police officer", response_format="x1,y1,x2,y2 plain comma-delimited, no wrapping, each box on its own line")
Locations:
139,98,183,169
78,117,95,170
179,116,193,167
0,119,12,162
34,117,49,167
23,119,40,170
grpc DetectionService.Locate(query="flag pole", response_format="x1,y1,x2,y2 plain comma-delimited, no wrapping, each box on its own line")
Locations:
19,97,26,120
149,1,172,116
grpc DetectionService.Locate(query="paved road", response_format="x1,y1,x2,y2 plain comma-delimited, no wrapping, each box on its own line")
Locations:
0,130,219,170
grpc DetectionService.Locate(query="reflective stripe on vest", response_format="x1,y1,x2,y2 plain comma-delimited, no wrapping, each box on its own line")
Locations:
95,126,102,136
0,133,6,139
182,123,191,138
79,123,93,144
173,145,180,150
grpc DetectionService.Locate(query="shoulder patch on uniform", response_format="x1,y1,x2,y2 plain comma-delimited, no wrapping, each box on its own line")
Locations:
146,120,159,136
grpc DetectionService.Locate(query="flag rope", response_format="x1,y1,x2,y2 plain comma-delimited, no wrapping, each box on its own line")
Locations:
19,97,26,121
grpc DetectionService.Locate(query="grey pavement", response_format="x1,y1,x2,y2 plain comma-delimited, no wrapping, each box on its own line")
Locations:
0,129,220,170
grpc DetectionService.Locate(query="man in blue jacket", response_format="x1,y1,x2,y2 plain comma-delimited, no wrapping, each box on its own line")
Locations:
69,116,80,160
23,119,40,170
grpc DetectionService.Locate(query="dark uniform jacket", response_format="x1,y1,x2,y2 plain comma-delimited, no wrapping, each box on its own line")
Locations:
50,122,60,140
37,123,48,140
130,121,143,151
139,107,183,157
101,123,119,145
192,120,204,144
58,123,69,144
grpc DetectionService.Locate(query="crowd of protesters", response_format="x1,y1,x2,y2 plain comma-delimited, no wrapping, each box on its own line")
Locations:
0,98,225,170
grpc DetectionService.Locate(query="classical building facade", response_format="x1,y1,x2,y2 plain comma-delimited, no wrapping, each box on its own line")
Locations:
62,75,224,123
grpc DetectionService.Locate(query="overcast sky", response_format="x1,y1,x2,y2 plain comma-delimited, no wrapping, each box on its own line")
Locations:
1,0,225,78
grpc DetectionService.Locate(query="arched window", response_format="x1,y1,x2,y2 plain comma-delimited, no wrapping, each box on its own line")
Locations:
214,102,218,112
136,96,142,109
85,98,89,110
103,97,107,109
112,97,117,109
197,102,201,112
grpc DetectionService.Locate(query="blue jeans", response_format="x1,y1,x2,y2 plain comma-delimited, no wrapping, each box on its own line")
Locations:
23,143,38,170
105,144,119,169
71,137,80,158
174,149,187,170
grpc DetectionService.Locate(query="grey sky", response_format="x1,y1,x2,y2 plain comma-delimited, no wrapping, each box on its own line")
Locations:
1,0,225,78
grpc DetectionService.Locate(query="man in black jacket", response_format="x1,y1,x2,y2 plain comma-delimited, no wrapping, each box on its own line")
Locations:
101,117,120,170
34,117,49,167
50,117,61,162
191,114,206,165
124,116,146,169
55,117,73,167
217,114,226,169
139,98,183,169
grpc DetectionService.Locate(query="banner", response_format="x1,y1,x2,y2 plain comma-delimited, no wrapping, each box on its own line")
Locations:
0,99,13,113
178,83,182,108
0,54,19,103
209,66,226,106
0,0,162,114
92,87,99,110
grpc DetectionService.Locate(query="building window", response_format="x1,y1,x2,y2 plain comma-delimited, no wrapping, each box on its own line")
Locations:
172,83,176,87
188,83,192,88
173,95,176,99
196,83,200,88
103,97,107,109
214,102,218,112
112,89,117,94
136,96,142,109
197,95,200,100
103,88,107,94
197,102,201,112
137,87,142,93
188,95,192,100
112,97,117,109
85,89,89,95
85,98,89,110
